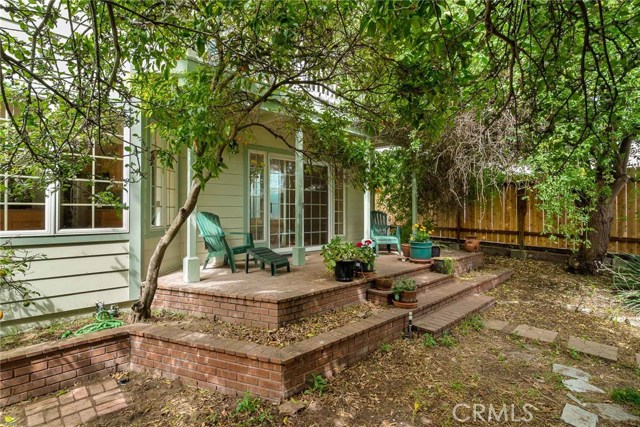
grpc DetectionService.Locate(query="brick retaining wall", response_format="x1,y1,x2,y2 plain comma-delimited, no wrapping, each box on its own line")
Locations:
1,270,511,407
0,329,130,407
0,311,410,405
153,280,373,329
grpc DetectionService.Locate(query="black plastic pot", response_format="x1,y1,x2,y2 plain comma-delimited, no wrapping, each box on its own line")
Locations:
432,246,441,257
335,260,356,282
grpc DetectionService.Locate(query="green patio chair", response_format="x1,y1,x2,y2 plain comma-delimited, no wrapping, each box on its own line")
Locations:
196,212,255,273
370,210,401,257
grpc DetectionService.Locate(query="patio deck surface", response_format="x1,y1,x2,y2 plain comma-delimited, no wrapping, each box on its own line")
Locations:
154,251,437,328
157,251,429,303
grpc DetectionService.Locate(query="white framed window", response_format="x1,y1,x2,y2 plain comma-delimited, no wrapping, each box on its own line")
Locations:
0,175,48,234
58,127,127,232
150,130,177,229
0,104,50,235
0,105,129,236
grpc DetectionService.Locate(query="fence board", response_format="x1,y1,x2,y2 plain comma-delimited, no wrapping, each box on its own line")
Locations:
433,172,640,255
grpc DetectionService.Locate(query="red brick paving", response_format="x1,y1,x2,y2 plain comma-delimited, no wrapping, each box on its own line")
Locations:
19,379,126,427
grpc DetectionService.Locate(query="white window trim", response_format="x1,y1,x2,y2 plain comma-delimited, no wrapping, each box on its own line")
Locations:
247,149,268,243
149,136,177,232
267,153,296,249
55,126,130,235
0,127,131,237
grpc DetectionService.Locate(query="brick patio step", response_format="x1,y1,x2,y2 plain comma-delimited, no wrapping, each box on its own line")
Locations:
413,294,495,337
367,272,453,305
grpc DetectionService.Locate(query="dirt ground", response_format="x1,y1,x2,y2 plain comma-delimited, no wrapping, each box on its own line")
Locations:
3,256,640,426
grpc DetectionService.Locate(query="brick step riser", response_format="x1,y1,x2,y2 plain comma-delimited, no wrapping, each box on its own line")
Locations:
407,271,512,321
414,300,496,338
367,274,454,305
154,264,435,329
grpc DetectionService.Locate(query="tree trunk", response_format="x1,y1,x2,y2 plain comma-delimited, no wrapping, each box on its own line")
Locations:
570,134,634,275
571,196,614,274
129,178,202,323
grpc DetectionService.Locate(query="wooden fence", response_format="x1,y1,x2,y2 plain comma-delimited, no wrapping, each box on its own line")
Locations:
432,171,640,255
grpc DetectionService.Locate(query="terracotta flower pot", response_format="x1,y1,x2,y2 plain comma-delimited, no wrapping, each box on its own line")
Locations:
399,290,418,303
464,235,480,253
401,243,411,258
392,290,418,308
374,277,393,290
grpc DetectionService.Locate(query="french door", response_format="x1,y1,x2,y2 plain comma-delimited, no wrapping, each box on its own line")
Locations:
249,151,339,251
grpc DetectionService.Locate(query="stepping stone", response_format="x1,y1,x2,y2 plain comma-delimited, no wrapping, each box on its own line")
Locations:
279,401,306,416
567,336,618,362
553,364,591,382
591,403,640,423
512,324,558,343
562,379,605,394
561,404,598,427
566,393,586,407
507,350,537,362
485,319,510,332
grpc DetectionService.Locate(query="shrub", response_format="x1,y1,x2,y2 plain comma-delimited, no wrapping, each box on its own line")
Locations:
611,255,640,313
611,387,640,407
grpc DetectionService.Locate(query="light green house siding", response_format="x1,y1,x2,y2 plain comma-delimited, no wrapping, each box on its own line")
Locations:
0,241,131,330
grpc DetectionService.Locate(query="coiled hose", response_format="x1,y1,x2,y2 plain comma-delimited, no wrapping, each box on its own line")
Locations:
61,310,124,338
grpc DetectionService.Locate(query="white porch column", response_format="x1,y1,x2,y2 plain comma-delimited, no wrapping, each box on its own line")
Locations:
363,189,371,239
292,130,306,266
183,148,200,282
411,170,418,226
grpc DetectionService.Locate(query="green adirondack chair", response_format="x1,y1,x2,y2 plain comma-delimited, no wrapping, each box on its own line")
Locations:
370,210,401,256
196,212,255,273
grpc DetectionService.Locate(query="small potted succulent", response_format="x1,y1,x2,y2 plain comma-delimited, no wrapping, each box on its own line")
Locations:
391,277,418,308
321,236,358,282
355,239,376,274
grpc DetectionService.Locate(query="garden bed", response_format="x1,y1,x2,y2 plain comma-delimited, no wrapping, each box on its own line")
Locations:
1,302,385,352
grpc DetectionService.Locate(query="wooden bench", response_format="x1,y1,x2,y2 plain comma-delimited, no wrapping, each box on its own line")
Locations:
245,247,291,276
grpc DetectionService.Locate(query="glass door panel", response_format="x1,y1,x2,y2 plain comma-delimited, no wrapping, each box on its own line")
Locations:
303,165,329,246
269,158,296,249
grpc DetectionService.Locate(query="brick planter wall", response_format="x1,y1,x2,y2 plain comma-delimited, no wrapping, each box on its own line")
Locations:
153,288,280,329
1,270,512,407
127,326,285,400
0,329,130,407
153,280,373,329
0,312,411,405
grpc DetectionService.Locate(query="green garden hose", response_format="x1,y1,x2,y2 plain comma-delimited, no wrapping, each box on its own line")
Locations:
60,310,124,339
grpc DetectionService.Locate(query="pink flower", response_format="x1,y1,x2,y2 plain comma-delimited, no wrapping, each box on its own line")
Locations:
364,240,373,245
356,242,363,247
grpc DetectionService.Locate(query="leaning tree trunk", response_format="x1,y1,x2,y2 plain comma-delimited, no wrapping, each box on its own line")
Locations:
570,134,634,275
571,195,615,275
129,179,202,323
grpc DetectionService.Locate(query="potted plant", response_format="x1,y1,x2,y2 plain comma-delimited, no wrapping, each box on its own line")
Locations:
355,239,376,273
432,244,441,258
409,221,434,260
321,236,358,282
391,277,418,308
464,235,480,252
